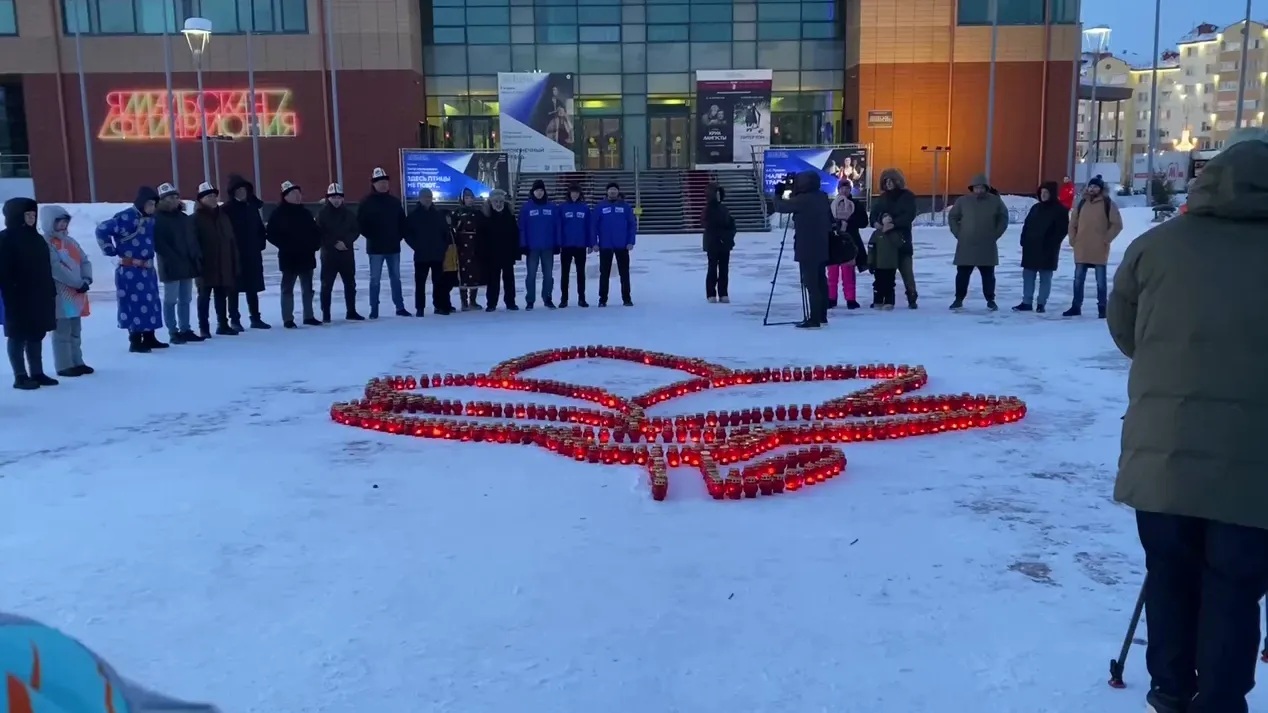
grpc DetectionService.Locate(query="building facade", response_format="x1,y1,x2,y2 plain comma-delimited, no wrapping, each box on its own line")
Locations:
0,0,1076,201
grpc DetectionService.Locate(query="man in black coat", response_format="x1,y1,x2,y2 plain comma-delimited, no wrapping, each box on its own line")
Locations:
868,168,919,308
701,184,736,303
0,197,58,389
153,183,205,344
405,187,455,316
317,182,364,323
222,174,271,330
773,171,832,329
358,167,410,318
266,181,323,328
1013,181,1069,313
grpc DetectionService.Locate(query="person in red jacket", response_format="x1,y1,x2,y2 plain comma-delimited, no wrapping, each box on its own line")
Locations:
1058,176,1076,211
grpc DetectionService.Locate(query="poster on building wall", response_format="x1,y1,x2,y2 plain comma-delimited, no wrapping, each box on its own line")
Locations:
399,149,510,203
761,145,871,207
694,69,773,169
496,72,576,172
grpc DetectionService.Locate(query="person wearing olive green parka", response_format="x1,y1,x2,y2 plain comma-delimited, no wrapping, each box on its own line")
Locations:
1107,127,1268,713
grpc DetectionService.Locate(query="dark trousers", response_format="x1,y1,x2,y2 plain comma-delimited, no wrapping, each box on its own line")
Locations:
954,265,996,301
598,248,631,304
414,261,453,313
320,252,357,318
798,261,829,323
706,250,731,299
485,262,517,308
198,285,230,329
1137,510,1268,713
559,247,587,302
6,335,45,378
229,289,261,322
899,253,918,301
873,268,897,306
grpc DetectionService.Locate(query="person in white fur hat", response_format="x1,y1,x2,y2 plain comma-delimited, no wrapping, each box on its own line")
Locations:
357,167,409,318
265,180,322,328
316,182,364,322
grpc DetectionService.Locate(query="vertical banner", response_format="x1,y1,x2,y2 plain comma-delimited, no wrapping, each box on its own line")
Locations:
694,69,772,169
761,145,871,211
398,150,510,203
497,72,577,172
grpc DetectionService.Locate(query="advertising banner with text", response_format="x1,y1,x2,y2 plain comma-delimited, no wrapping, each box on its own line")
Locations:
694,69,772,169
399,150,510,203
497,72,577,172
762,145,871,208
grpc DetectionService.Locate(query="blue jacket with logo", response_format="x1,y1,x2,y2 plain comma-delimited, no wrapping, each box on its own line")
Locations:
518,198,560,251
559,200,593,249
593,199,637,249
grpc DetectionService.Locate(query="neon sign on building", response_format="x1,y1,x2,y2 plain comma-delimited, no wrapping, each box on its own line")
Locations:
97,89,299,141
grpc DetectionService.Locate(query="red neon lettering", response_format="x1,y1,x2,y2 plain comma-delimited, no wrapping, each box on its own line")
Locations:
97,89,299,141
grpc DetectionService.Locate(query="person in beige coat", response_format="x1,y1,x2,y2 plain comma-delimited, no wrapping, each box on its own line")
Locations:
1064,175,1122,318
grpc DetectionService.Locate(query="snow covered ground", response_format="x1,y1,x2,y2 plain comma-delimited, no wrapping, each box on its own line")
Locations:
3,205,1255,713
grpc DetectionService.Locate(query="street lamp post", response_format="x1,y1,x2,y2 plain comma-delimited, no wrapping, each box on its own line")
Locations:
322,0,344,184
1066,0,1083,180
182,17,213,185
1145,0,1162,186
247,27,262,193
984,0,999,182
161,3,179,192
1085,26,1111,165
69,8,97,201
1234,1,1254,129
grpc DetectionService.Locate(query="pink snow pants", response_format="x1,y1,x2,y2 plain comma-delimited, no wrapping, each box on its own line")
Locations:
827,262,856,302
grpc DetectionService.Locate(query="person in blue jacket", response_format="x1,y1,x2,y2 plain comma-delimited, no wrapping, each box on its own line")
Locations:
558,182,592,308
518,179,560,310
593,181,637,307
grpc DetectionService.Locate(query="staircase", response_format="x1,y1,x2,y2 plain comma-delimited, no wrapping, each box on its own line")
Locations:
513,169,771,234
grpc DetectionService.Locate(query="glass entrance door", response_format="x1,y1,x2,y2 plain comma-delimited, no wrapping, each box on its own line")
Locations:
440,117,499,149
648,115,689,168
581,117,623,169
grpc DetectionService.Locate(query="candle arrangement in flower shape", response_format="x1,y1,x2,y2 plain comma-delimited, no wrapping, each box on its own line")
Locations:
330,345,1027,501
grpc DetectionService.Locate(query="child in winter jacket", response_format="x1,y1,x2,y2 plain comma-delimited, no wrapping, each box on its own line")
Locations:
828,177,860,309
868,215,904,310
557,182,593,307
41,205,93,377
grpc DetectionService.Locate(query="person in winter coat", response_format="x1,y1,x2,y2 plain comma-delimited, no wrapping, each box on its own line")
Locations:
96,186,167,353
222,174,270,330
868,168,919,308
192,182,240,338
867,214,904,309
702,183,736,303
828,177,860,309
519,179,561,310
317,182,364,323
1106,128,1268,713
558,182,593,308
1013,181,1069,313
773,170,833,328
0,198,57,389
947,173,1009,311
478,189,520,311
266,181,323,328
41,205,93,377
405,187,456,316
1064,175,1123,318
453,188,484,311
153,183,204,344
593,181,637,307
358,167,410,318
1058,176,1076,211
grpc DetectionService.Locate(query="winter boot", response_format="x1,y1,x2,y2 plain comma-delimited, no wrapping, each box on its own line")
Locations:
526,303,535,311
249,316,271,329
1062,306,1081,317
303,317,323,326
180,330,205,342
544,299,557,309
986,301,999,311
578,298,590,308
559,297,569,308
794,319,821,330
1012,303,1033,312
1035,304,1046,313
1098,306,1107,319
907,296,918,309
57,368,83,377
846,300,860,309
346,311,366,321
230,319,246,333
623,299,634,307
129,332,151,353
827,298,837,309
720,296,730,303
506,303,520,311
283,321,298,329
31,373,59,386
485,304,497,313
75,365,95,375
395,307,412,317
708,296,718,304
949,299,964,310
12,376,38,390
142,331,169,349
170,332,189,345
198,325,213,340
369,305,380,319
215,322,238,336
321,312,332,324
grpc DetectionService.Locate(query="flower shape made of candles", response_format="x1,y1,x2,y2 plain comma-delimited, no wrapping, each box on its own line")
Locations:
330,345,1027,502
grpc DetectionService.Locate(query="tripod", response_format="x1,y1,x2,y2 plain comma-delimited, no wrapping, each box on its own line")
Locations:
762,214,809,327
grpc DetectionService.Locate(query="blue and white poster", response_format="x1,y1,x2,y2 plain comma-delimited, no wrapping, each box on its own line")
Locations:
399,150,509,203
762,145,870,203
497,72,576,173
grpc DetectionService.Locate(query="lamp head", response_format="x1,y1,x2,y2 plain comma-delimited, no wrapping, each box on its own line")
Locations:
182,17,212,56
1083,25,1111,50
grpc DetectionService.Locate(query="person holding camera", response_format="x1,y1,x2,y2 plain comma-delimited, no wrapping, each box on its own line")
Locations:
772,171,832,329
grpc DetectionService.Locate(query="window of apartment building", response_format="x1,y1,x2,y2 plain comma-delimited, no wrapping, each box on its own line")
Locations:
1201,121,1212,131
1135,128,1145,138
1204,83,1214,93
64,0,305,34
1186,47,1194,57
1223,40,1241,52
956,0,1065,25
1219,80,1238,91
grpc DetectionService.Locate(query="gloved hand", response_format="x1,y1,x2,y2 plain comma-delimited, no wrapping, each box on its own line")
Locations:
76,283,91,293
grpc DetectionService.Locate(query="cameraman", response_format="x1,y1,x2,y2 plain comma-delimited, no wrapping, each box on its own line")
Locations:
772,171,832,329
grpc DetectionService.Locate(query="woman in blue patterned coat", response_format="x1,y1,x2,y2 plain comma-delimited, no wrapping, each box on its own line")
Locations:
96,186,167,353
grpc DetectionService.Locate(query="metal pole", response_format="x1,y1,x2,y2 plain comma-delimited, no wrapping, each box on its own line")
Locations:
323,0,344,184
196,61,211,184
213,140,222,191
1234,1,1254,129
984,0,998,182
1067,0,1083,179
72,23,98,201
246,28,262,192
1145,0,1161,185
1090,40,1101,163
162,17,179,192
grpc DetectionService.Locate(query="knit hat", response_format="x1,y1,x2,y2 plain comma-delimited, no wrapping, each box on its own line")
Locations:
1088,175,1105,189
281,180,300,198
196,182,218,199
567,181,582,195
606,181,620,191
371,167,389,183
326,182,343,197
157,182,179,199
531,179,547,193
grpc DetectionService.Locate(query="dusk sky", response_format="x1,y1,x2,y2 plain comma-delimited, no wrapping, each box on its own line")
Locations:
1083,0,1255,58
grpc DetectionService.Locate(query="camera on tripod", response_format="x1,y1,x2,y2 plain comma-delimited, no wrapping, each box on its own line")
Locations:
775,172,797,196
